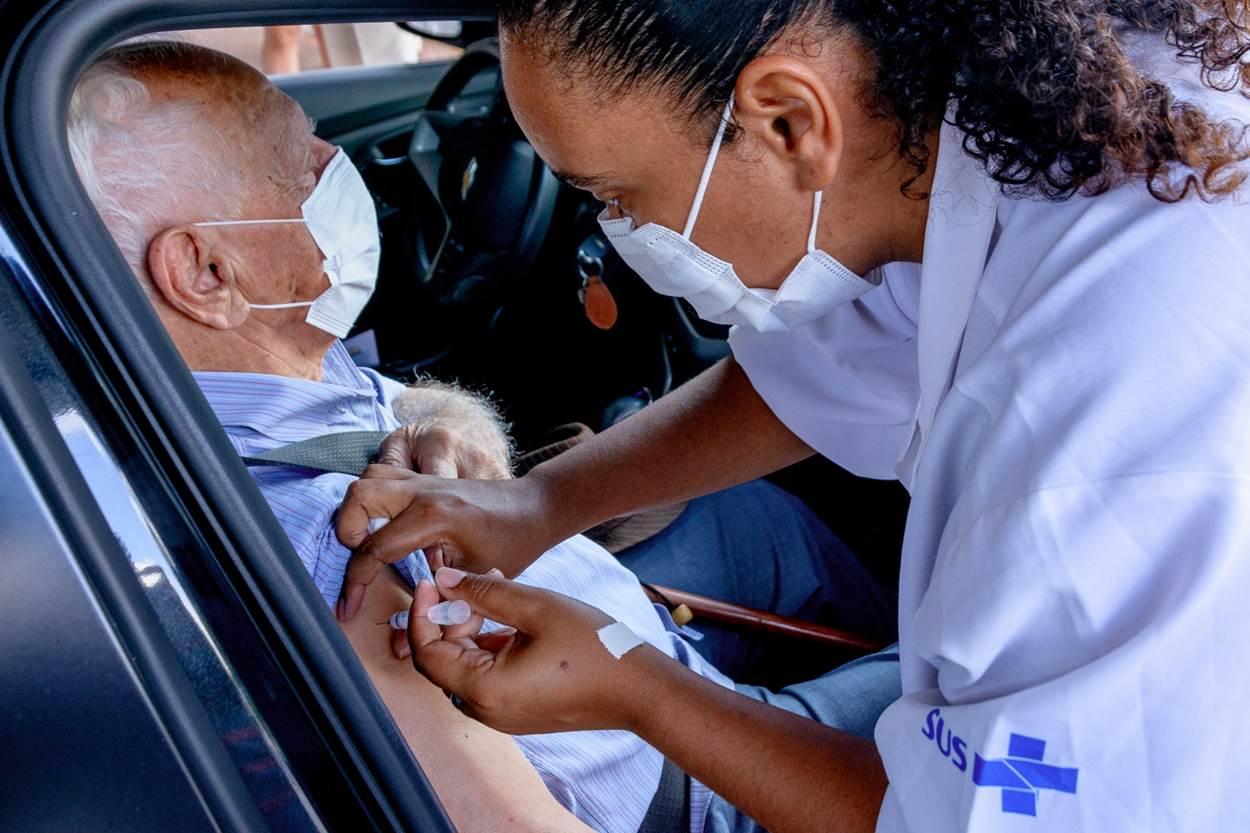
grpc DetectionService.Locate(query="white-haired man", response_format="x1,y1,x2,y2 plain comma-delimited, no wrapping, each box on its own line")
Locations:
69,40,599,833
68,41,899,833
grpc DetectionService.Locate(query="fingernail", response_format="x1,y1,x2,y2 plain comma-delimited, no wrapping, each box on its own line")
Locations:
488,568,504,578
436,567,466,587
343,584,365,620
427,600,472,626
391,631,411,660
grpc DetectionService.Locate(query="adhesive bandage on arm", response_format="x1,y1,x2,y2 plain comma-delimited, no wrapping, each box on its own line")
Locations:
597,621,644,660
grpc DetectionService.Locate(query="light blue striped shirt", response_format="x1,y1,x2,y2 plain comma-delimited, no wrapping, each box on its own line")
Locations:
194,342,731,833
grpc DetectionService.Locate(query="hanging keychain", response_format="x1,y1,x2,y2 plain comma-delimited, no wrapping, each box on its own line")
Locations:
577,233,619,330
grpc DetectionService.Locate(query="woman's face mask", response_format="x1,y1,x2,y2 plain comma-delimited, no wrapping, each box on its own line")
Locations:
194,147,381,339
597,98,878,333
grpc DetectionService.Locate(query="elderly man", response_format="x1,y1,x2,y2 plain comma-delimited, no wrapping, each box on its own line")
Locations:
68,41,898,833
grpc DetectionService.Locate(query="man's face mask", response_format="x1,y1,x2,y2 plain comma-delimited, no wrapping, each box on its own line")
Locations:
598,98,878,333
194,147,381,339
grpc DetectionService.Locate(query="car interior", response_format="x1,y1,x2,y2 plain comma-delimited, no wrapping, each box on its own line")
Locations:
0,2,910,830
288,21,911,575
287,20,912,672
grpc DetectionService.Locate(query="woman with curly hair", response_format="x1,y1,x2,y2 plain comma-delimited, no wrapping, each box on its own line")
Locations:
338,2,1250,830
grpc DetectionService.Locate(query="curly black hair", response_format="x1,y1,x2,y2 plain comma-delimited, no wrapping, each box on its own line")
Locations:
497,0,1250,202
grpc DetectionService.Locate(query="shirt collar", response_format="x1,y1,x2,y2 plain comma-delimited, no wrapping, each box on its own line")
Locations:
915,119,1002,415
194,341,392,444
893,120,1002,487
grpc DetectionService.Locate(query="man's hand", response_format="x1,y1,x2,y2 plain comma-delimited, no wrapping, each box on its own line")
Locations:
384,379,513,480
408,568,647,735
378,422,511,480
335,466,567,621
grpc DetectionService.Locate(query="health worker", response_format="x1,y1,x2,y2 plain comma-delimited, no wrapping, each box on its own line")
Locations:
335,2,1250,831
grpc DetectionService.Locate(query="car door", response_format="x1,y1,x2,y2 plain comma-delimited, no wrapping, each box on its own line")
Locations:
0,2,494,831
0,265,264,832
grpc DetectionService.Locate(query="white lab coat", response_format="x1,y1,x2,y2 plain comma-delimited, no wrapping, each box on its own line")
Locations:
729,38,1250,833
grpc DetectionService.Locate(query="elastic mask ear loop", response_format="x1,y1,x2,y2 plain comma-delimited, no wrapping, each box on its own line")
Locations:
806,191,823,255
249,300,315,310
682,95,736,240
193,219,307,228
191,218,317,310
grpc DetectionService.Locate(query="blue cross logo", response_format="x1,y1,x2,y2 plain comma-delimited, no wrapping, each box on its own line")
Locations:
972,734,1078,816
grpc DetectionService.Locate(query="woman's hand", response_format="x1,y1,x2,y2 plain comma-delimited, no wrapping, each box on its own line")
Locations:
369,421,514,574
406,568,654,736
335,466,569,621
410,571,888,833
338,358,806,623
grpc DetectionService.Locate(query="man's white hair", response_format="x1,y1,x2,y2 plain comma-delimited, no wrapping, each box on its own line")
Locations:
67,41,310,279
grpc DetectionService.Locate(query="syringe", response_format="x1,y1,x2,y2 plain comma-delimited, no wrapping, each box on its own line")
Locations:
388,599,472,630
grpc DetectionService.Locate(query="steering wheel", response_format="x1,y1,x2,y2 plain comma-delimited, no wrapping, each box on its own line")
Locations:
365,38,558,312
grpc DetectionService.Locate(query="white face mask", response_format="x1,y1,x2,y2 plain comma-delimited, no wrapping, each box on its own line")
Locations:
194,148,381,339
598,98,878,333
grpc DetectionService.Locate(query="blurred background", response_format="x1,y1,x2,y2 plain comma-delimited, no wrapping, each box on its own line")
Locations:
185,23,462,74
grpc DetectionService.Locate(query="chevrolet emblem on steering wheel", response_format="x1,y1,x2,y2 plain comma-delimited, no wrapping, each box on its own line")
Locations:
461,157,479,201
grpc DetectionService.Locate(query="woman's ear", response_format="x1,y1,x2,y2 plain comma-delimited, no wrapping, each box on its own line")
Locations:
734,54,843,191
147,226,250,330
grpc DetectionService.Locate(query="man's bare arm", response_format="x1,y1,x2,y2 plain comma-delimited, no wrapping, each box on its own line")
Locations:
339,569,590,833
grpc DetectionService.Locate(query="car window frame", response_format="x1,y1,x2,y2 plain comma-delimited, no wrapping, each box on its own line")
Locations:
0,2,494,830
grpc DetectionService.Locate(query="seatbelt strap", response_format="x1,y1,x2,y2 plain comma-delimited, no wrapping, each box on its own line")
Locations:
240,430,390,476
638,757,691,833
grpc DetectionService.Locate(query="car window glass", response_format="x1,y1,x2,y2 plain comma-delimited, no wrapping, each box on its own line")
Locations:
178,23,462,75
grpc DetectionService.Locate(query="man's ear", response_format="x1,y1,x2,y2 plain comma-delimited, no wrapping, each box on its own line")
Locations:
733,55,843,191
147,226,250,330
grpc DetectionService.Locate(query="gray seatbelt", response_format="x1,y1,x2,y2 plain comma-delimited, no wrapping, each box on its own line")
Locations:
240,430,390,476
638,757,691,833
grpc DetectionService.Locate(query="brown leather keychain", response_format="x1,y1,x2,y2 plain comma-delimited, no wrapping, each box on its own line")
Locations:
577,234,619,330
581,274,619,330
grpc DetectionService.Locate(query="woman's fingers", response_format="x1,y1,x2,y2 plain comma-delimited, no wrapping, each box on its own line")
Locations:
406,571,630,735
431,568,548,633
409,579,499,696
390,580,452,660
424,543,448,573
337,476,449,621
475,627,517,654
391,627,411,660
391,570,497,660
392,580,438,660
339,475,553,622
407,569,542,695
444,610,485,641
442,568,498,640
335,466,427,547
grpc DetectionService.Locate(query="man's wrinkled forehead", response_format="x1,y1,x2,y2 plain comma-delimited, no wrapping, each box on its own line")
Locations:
142,65,305,132
142,65,318,192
